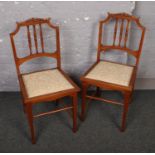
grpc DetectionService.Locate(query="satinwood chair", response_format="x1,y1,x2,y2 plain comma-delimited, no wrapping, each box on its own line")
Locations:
10,18,80,144
80,13,145,131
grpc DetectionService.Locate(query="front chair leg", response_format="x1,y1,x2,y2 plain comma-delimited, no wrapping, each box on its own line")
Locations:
26,103,36,144
81,83,88,121
121,91,131,132
72,93,78,133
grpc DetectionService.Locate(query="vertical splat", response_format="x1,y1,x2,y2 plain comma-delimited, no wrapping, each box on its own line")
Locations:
27,26,32,55
119,19,124,46
113,19,118,46
33,25,38,53
97,22,103,62
39,24,44,53
124,20,130,48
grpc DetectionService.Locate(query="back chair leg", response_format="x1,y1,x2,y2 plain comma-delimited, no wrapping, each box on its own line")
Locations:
21,96,26,113
130,76,136,104
55,99,59,106
129,91,134,103
81,83,88,121
23,102,26,113
121,91,131,132
26,103,36,144
96,87,101,97
72,93,78,132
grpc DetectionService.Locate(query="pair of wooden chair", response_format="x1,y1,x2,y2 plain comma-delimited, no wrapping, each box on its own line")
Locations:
10,13,145,144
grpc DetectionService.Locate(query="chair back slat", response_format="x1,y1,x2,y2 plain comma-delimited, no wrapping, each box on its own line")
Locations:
113,19,118,46
33,25,38,53
39,24,44,53
124,19,130,47
27,25,32,55
119,19,124,46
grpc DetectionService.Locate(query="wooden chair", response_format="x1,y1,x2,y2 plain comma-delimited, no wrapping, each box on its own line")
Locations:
10,18,80,144
80,13,146,131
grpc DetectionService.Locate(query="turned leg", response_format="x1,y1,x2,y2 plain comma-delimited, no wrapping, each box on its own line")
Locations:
72,93,78,132
121,91,131,132
81,83,88,121
26,103,35,144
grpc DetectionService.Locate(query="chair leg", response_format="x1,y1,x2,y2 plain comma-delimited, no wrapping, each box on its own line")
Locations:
129,90,134,103
26,103,36,144
96,87,101,97
55,99,59,106
121,91,131,132
21,96,26,113
72,93,78,133
81,83,88,121
23,102,26,113
130,76,136,104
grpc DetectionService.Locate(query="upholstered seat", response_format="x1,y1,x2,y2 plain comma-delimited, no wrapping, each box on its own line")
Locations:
85,61,134,87
22,69,74,98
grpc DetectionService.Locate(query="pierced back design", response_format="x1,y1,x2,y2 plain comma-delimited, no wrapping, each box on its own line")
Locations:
97,13,146,66
10,18,61,76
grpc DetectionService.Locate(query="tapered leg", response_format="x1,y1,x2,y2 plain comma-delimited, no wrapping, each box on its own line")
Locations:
26,103,35,144
72,93,78,132
121,92,131,132
81,83,88,121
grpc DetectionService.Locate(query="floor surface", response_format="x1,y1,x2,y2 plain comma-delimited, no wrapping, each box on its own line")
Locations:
0,91,155,152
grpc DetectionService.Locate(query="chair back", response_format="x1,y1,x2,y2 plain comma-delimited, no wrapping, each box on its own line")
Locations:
97,13,146,66
10,18,61,76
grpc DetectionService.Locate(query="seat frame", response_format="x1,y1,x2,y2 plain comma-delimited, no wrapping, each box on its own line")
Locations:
10,18,80,144
80,13,146,131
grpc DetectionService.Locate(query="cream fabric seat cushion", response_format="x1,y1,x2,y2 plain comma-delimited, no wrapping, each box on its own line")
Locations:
85,61,134,86
22,69,74,98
